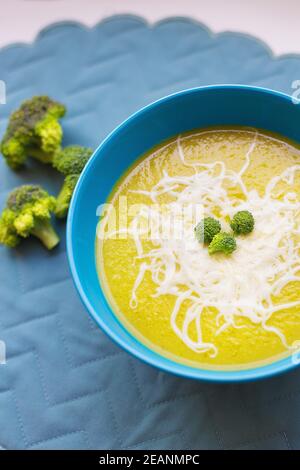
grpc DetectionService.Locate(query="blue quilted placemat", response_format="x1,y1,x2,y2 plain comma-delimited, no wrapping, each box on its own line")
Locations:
1,15,300,450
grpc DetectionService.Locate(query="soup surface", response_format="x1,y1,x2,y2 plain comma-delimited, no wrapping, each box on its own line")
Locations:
97,128,300,369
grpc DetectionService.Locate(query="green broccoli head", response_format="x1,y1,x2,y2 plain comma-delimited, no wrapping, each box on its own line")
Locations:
208,231,237,255
1,96,66,170
0,185,59,250
194,217,221,244
53,145,93,218
230,210,254,235
53,145,93,175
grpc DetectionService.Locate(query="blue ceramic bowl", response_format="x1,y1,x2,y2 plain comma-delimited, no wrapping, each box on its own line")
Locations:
67,85,300,382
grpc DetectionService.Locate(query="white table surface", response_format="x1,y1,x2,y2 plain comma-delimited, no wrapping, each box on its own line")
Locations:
1,0,300,56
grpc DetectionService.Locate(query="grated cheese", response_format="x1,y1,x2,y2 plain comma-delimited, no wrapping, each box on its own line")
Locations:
107,132,300,357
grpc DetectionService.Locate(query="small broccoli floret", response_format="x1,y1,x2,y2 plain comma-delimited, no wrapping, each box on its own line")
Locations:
53,145,93,218
53,145,92,175
230,210,254,235
0,185,59,250
1,96,66,170
208,231,237,255
194,217,221,244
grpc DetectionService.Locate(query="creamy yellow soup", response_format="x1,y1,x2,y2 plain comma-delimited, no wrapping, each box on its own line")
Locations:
96,128,300,370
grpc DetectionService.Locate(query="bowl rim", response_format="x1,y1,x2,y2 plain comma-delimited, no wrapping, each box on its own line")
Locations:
67,84,300,382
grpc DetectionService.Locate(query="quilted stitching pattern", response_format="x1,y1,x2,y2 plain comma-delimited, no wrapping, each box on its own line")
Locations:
1,15,300,450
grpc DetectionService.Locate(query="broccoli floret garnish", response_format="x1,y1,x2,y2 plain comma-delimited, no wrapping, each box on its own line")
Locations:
0,185,59,250
53,145,93,218
1,96,66,170
194,217,221,244
208,231,237,255
230,210,254,235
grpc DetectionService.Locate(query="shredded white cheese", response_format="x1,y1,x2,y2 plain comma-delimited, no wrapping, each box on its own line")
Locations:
107,132,300,357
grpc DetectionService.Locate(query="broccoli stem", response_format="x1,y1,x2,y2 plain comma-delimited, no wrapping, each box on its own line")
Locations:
55,176,78,219
55,189,70,219
31,219,59,250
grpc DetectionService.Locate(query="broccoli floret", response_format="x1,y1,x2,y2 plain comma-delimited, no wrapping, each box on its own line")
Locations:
1,96,66,170
53,145,93,218
194,217,221,244
53,145,92,175
208,232,237,255
230,210,254,235
0,185,59,250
